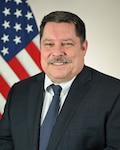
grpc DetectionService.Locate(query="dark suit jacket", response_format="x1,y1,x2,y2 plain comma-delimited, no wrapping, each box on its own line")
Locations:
0,66,120,150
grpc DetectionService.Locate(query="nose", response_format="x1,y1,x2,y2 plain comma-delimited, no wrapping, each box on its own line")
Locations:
52,44,65,56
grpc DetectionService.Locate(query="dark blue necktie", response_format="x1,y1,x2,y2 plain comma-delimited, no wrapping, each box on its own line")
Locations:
40,84,62,150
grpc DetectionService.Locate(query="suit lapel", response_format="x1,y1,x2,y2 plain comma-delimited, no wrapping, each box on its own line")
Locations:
27,73,45,150
47,66,92,150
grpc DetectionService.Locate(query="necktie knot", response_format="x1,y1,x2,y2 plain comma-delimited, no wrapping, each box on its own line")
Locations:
51,84,62,96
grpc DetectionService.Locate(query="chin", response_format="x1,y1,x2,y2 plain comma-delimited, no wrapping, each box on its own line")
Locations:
52,74,72,83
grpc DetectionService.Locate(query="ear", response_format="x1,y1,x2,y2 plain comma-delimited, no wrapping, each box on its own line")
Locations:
82,40,88,56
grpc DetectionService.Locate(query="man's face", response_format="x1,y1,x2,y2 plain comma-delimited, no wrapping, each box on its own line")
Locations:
40,22,88,83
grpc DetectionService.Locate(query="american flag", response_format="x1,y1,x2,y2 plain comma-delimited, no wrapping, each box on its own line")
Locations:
0,0,42,119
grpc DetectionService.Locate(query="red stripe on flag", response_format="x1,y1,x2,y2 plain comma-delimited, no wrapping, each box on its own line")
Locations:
25,41,43,71
0,113,2,120
8,57,30,80
0,75,10,99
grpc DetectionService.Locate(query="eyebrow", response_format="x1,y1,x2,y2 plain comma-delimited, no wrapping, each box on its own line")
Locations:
42,39,54,43
42,38,74,42
62,39,74,42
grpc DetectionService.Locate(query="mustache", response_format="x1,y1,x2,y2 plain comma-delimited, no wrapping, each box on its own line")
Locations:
47,56,72,64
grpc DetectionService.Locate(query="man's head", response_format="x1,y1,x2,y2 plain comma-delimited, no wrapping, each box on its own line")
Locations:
40,11,88,83
40,11,86,43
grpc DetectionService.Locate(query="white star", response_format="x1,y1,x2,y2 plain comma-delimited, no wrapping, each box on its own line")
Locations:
14,0,22,5
1,47,9,56
2,7,11,16
13,35,21,44
25,24,33,33
25,11,33,20
25,0,29,5
2,20,10,29
1,34,9,43
14,9,22,18
13,23,22,32
5,0,11,2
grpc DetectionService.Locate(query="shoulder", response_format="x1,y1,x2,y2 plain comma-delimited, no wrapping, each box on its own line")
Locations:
86,66,120,88
11,72,45,89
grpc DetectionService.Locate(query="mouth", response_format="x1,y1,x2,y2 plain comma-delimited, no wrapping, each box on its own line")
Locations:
52,62,67,66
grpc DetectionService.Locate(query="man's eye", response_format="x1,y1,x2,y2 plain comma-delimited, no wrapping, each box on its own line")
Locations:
62,42,74,47
44,43,54,47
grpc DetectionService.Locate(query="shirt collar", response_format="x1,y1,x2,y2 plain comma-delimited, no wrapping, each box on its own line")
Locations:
44,75,53,91
44,74,76,95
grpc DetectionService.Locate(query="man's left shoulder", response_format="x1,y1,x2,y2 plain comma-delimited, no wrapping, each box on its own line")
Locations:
87,66,120,86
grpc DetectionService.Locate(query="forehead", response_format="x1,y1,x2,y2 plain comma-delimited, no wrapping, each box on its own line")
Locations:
42,22,77,37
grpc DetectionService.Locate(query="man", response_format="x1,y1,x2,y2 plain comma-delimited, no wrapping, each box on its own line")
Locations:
0,11,120,150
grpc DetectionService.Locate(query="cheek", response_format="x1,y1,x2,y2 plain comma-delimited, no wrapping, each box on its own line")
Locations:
71,51,83,65
41,50,49,62
67,50,79,61
41,48,52,59
40,52,47,68
41,50,52,70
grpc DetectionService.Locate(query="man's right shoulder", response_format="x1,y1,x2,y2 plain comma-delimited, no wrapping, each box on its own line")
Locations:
13,71,45,87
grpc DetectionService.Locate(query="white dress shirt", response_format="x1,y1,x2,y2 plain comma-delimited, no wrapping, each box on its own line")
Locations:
41,75,76,125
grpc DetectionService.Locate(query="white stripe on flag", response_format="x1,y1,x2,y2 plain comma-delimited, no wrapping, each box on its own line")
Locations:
0,56,20,86
33,34,40,49
0,94,6,114
16,49,41,76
